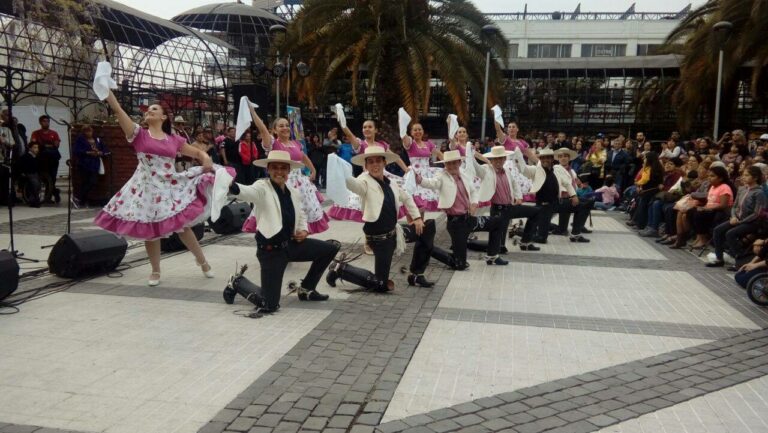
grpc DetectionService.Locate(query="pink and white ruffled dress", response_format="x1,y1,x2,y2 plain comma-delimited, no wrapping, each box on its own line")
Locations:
502,137,535,202
407,140,441,211
94,126,236,240
242,138,329,234
328,139,408,221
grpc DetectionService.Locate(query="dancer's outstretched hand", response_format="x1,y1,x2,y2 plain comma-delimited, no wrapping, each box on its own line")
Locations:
293,230,308,242
412,218,424,235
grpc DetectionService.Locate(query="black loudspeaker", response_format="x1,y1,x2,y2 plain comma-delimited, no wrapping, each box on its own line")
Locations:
0,250,20,301
160,224,205,252
47,231,128,278
209,202,251,235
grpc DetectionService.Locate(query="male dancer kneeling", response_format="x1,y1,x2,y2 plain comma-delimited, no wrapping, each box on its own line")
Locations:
326,146,426,291
227,150,338,312
417,150,508,268
473,146,541,251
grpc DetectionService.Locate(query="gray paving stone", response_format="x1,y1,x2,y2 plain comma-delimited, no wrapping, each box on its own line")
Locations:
199,422,230,433
273,422,301,433
605,408,637,422
427,408,459,421
402,414,435,426
255,414,283,428
327,415,353,429
229,417,256,432
350,427,375,433
242,405,268,418
587,414,619,427
376,420,410,433
426,419,461,433
454,414,484,427
337,403,360,416
213,409,242,423
283,408,310,423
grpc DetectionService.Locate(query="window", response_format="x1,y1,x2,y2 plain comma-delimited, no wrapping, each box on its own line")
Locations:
637,44,662,56
581,44,627,57
507,43,519,59
527,44,571,58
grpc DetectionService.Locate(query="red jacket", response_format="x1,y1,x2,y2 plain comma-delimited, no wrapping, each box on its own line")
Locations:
239,140,259,165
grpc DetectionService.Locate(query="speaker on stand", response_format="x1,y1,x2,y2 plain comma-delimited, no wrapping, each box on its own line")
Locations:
47,230,128,279
209,202,251,235
0,250,20,301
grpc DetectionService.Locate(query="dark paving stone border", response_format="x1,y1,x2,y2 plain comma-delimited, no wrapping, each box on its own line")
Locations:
375,328,768,433
433,307,755,340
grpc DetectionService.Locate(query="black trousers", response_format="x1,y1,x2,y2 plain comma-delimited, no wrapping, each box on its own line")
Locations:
256,238,338,310
557,198,592,234
492,204,540,243
402,219,435,275
78,170,98,203
368,235,396,283
40,148,60,201
713,220,760,260
447,215,505,266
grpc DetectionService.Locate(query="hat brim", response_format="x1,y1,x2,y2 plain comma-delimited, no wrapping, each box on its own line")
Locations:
483,150,513,159
351,151,400,167
435,156,466,164
554,149,577,159
253,158,304,169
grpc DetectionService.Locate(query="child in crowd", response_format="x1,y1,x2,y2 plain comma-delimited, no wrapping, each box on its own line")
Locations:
593,176,620,211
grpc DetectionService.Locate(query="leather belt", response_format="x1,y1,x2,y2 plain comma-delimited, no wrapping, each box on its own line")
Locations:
447,214,469,222
365,229,396,242
257,240,289,251
492,204,512,211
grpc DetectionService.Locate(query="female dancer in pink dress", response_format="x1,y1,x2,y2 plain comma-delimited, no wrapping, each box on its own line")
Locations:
328,119,409,221
402,123,443,211
94,90,235,286
447,124,491,209
241,106,329,234
494,120,534,201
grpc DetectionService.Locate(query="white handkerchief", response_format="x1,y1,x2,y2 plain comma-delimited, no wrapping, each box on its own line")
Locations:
398,108,411,138
92,61,117,101
210,167,234,223
334,103,347,129
464,143,476,179
491,105,504,127
448,114,459,139
326,154,352,206
235,96,257,142
403,169,417,195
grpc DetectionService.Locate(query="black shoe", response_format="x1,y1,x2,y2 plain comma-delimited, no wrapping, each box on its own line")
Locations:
570,235,590,243
452,263,470,271
520,244,540,251
486,256,509,265
626,220,636,227
551,229,567,236
580,227,593,234
533,237,547,244
223,285,236,304
373,280,395,292
408,274,435,288
53,188,61,203
500,246,508,254
705,261,725,268
298,288,329,301
655,237,668,244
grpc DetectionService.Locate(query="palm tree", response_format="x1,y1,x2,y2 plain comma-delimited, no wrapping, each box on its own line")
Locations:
664,0,768,132
280,0,508,141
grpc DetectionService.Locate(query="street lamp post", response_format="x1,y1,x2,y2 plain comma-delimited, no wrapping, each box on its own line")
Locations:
480,25,498,143
712,21,733,141
269,24,287,118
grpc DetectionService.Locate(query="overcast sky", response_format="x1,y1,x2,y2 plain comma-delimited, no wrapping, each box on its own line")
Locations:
115,0,705,20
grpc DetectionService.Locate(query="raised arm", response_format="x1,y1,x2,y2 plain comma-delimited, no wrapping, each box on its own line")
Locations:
104,90,136,138
248,104,272,151
180,143,213,172
341,126,359,152
494,120,506,144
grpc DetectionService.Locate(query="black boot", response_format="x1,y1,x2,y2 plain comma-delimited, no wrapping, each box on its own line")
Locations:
223,274,265,308
431,246,457,268
328,262,392,292
298,287,329,301
467,239,488,252
408,274,435,288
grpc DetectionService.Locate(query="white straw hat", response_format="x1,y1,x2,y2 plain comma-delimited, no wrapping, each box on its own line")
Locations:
483,145,513,159
436,150,465,164
253,150,304,169
351,146,400,166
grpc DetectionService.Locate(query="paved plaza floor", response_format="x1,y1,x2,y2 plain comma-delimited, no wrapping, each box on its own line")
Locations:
2,197,768,433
